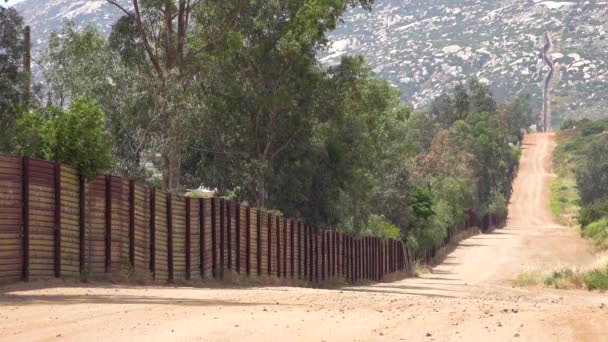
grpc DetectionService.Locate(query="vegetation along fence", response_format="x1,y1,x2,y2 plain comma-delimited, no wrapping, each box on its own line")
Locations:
0,155,411,285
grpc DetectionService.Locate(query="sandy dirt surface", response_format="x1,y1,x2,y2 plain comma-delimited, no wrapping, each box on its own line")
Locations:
1,133,607,342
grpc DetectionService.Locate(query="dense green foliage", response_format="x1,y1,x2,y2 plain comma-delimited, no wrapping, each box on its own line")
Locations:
555,118,608,250
0,5,25,151
13,98,112,179
0,1,531,255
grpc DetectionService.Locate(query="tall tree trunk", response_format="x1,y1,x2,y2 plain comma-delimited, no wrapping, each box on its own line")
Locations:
163,150,182,190
23,26,31,104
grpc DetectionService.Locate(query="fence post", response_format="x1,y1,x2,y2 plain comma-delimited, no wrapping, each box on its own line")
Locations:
330,231,335,278
290,220,295,278
235,202,240,273
268,212,272,277
129,180,135,269
314,231,321,283
149,189,156,277
105,175,112,273
54,163,61,278
22,157,30,281
257,209,261,276
211,198,217,278
79,174,85,275
227,201,232,271
185,197,191,280
276,216,281,278
245,206,250,276
167,193,173,282
219,198,225,279
297,222,302,280
283,218,287,278
199,199,205,277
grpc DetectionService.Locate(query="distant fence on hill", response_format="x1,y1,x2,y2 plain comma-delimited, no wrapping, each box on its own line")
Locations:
0,155,412,285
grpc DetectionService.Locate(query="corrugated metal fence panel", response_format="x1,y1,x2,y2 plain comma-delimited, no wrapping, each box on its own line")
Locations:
133,184,149,272
279,216,286,277
259,210,268,276
336,232,342,279
299,222,308,279
86,176,106,276
229,201,237,271
270,214,278,277
0,155,23,283
249,208,258,277
172,197,186,281
288,219,295,278
238,204,247,275
200,199,211,279
59,165,80,277
211,198,219,277
154,192,169,282
110,176,128,272
189,198,200,279
28,159,55,279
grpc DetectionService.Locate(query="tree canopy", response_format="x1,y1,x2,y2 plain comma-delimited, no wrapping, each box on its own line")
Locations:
0,1,532,257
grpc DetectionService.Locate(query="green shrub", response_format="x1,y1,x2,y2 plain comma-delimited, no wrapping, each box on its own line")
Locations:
581,120,607,136
584,267,608,290
410,188,435,220
488,191,508,220
582,218,608,250
579,200,608,227
14,97,112,179
364,214,401,239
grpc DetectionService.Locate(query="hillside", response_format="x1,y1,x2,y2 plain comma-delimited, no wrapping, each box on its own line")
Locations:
323,0,608,123
13,0,608,125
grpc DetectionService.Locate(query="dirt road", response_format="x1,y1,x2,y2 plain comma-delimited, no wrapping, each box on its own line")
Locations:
1,133,607,341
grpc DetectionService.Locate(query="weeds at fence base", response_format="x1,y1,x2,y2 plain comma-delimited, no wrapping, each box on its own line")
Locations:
412,261,431,277
318,276,350,289
383,270,416,283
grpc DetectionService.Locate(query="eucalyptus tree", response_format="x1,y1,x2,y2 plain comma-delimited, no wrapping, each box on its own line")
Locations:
0,5,24,151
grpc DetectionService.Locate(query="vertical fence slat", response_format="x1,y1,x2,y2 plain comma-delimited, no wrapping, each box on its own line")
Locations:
149,189,156,275
267,212,272,276
255,209,260,276
79,174,85,275
290,220,294,278
297,222,302,280
211,199,217,278
304,225,309,281
227,201,232,271
275,216,281,278
54,163,61,278
203,198,208,278
245,206,251,276
167,193,173,282
105,175,111,273
185,197,191,280
21,157,30,281
219,199,225,278
128,180,135,268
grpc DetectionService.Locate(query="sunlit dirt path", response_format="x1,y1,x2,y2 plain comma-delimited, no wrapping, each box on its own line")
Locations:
1,133,607,342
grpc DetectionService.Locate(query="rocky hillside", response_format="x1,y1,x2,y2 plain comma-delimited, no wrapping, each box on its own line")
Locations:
13,0,608,124
322,0,608,122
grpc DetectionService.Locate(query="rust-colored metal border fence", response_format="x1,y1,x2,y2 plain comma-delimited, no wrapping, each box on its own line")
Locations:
0,155,411,284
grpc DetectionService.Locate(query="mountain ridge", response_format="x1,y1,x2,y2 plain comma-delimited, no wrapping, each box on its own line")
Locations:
13,0,608,123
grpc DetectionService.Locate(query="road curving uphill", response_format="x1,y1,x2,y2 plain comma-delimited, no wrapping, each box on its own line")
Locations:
1,133,606,342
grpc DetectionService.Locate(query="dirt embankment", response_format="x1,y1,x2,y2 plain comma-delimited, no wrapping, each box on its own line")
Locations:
1,133,606,342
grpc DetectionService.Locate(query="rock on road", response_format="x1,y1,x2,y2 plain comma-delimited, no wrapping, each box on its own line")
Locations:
1,133,607,342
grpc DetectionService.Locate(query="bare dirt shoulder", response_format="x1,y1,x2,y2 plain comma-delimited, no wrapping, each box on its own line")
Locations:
1,133,606,342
